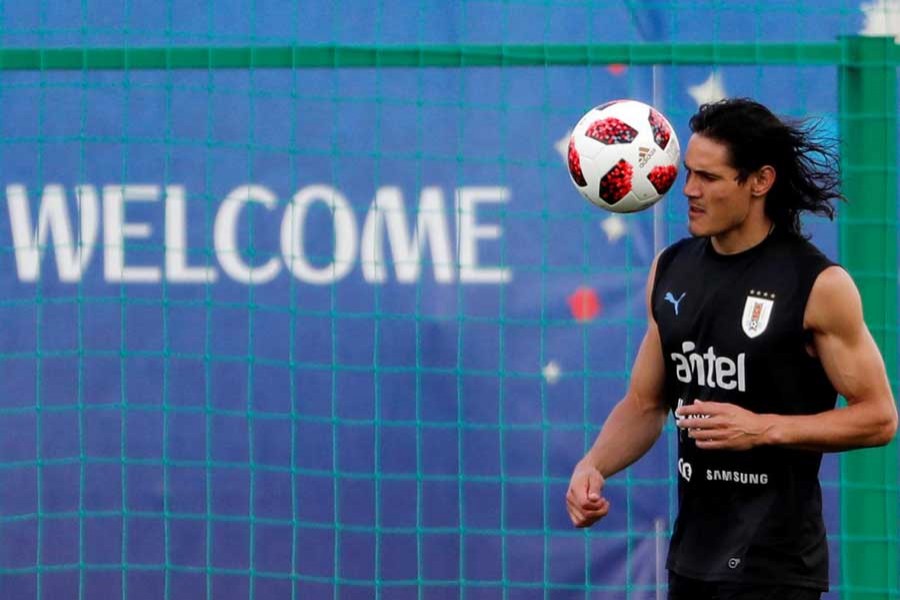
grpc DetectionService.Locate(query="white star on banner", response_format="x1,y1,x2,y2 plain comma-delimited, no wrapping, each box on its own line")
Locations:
542,361,562,385
555,129,572,162
601,215,627,243
688,72,727,106
860,0,900,41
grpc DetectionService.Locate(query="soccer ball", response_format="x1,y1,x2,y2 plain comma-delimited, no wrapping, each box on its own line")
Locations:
567,99,680,213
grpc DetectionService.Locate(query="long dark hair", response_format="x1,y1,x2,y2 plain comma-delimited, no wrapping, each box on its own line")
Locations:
688,98,843,237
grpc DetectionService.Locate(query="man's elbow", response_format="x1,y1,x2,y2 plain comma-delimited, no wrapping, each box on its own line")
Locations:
870,404,898,447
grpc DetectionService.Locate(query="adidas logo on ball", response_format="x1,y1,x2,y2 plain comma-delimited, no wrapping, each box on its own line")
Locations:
638,146,656,168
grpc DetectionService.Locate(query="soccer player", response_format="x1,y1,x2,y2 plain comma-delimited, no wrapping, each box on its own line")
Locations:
565,98,898,599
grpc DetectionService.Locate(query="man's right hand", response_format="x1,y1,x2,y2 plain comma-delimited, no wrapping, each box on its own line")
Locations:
565,462,610,527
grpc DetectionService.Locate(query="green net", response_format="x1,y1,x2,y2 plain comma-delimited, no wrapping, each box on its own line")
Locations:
0,3,897,600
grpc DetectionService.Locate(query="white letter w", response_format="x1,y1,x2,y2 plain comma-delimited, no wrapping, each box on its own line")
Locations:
7,184,99,282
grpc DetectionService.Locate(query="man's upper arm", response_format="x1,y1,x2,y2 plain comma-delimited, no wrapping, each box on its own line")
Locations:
626,255,667,412
805,266,895,412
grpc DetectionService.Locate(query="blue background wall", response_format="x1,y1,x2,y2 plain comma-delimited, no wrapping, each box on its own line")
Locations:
0,1,880,598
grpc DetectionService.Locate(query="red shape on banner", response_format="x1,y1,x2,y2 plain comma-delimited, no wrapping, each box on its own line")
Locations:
607,64,627,76
568,287,602,322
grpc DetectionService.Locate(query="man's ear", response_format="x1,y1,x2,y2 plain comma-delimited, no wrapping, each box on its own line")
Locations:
750,165,776,197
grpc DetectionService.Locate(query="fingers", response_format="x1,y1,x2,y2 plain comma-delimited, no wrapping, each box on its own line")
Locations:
585,468,604,502
676,416,723,430
566,468,610,527
686,428,732,442
570,503,609,528
679,418,749,450
694,439,727,450
675,400,723,418
677,416,732,439
566,489,610,527
566,482,606,512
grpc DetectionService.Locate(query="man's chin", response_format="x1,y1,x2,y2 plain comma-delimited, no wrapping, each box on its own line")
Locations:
688,222,707,237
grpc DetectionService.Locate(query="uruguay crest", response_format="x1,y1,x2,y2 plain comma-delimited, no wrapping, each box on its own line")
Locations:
741,290,775,338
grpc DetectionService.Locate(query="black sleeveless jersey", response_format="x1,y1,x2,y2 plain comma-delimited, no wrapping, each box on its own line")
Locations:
651,229,837,590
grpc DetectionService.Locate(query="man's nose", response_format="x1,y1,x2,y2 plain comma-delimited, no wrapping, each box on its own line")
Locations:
683,174,700,198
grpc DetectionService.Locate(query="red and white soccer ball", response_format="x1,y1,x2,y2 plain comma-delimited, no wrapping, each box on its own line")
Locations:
567,99,680,213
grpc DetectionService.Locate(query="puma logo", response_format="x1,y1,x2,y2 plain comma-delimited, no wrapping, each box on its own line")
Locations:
664,292,686,316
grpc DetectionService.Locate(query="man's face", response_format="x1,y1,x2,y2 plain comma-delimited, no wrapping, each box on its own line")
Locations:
682,134,755,238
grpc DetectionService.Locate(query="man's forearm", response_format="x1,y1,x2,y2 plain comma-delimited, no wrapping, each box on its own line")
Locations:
763,402,897,452
581,396,668,478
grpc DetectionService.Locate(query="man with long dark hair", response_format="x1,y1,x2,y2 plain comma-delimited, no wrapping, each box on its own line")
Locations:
566,98,897,599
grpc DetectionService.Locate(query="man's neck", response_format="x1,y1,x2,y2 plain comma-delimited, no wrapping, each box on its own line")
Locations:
710,219,775,255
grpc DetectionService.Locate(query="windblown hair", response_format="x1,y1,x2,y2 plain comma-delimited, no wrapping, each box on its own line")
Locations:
689,98,843,237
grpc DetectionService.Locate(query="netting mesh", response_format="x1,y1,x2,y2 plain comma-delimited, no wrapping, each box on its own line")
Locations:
0,3,897,600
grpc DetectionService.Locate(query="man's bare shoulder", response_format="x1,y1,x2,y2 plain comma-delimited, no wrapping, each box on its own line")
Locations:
804,265,862,334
